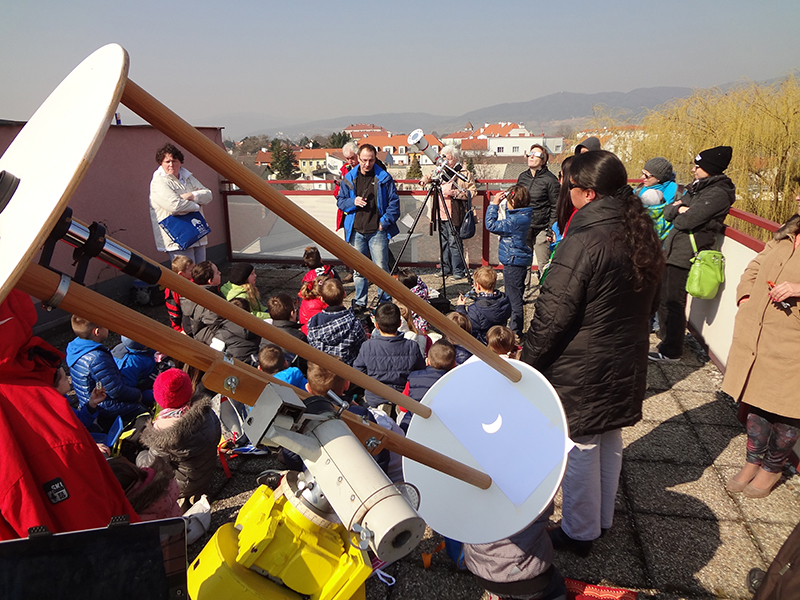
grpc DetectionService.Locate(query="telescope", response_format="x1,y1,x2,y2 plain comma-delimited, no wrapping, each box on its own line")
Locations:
0,45,570,600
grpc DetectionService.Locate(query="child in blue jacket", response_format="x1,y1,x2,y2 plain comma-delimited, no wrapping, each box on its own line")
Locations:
66,315,151,430
485,184,534,337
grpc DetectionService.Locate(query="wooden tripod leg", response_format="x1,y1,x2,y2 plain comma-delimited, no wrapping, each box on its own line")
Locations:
120,79,521,384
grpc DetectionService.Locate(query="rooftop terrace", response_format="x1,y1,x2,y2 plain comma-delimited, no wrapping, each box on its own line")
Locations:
128,264,799,600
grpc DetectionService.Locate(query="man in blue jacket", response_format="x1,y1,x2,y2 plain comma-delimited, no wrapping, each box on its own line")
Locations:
336,143,400,308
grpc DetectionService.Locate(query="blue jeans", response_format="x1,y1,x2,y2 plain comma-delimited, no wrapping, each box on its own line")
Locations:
438,220,466,277
504,264,528,336
352,229,390,306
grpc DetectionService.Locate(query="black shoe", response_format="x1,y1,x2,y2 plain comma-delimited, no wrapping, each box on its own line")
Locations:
648,351,679,363
747,567,766,594
548,526,593,557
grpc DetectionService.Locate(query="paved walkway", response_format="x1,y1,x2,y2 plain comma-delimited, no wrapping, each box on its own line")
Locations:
109,263,800,600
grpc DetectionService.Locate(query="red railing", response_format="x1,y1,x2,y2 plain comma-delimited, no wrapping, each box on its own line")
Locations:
221,178,781,267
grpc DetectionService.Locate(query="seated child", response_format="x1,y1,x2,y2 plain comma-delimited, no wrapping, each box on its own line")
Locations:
399,339,456,433
66,315,149,430
353,302,425,415
485,184,534,337
112,336,157,391
108,456,182,522
396,267,430,334
137,369,221,508
396,302,432,359
267,293,307,371
164,254,193,333
464,506,567,600
456,266,511,344
307,278,366,366
447,311,474,365
221,263,269,319
300,246,338,287
181,261,225,342
257,344,308,390
486,325,521,359
215,297,261,365
298,273,330,335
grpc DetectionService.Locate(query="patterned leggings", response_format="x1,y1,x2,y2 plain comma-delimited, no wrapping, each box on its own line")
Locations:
746,407,800,473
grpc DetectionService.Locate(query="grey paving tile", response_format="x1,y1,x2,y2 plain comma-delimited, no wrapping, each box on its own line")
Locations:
642,391,687,423
659,365,719,392
380,545,485,600
623,462,740,520
552,512,650,591
675,392,743,427
622,420,710,465
647,366,670,392
634,514,764,597
749,522,796,565
695,426,747,467
719,466,800,525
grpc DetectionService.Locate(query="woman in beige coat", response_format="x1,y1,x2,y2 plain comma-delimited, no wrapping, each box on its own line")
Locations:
722,187,800,498
149,143,212,264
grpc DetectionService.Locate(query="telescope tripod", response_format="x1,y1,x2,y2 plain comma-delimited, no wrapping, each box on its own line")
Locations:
383,179,472,303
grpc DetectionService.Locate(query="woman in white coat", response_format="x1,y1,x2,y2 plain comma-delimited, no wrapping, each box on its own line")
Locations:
149,143,212,263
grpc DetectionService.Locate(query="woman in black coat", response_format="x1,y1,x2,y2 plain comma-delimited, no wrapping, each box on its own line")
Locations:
521,151,663,556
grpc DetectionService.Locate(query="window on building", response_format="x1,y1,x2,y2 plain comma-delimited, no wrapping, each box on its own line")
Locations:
398,146,406,154
512,146,519,153
555,145,562,152
497,146,505,153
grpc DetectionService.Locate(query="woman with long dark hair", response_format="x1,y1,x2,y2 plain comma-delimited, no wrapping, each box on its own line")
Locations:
521,150,663,556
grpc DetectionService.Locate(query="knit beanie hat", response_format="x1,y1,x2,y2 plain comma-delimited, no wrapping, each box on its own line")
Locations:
153,368,193,409
695,146,732,175
575,136,601,154
643,157,674,183
229,263,254,286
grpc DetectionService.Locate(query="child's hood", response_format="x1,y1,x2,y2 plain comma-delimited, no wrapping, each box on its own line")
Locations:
65,337,106,367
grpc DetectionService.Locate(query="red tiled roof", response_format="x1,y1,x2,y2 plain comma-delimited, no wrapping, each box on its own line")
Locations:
255,150,272,165
357,133,443,152
461,139,488,151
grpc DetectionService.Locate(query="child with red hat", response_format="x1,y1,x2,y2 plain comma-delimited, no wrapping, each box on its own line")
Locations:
137,369,221,508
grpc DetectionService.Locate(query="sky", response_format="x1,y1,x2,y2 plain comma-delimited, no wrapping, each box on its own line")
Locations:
2,0,799,139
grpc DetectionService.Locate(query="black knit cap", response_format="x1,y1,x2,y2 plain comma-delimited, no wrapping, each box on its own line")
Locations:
229,263,254,285
695,146,733,175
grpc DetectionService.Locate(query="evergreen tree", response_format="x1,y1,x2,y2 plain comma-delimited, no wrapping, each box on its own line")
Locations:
328,131,352,148
466,157,475,174
407,156,422,179
272,140,298,181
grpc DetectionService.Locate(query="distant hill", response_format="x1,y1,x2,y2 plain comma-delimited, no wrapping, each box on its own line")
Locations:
221,82,785,140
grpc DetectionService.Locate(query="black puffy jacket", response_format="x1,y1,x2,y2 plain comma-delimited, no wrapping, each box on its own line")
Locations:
521,196,658,438
662,174,736,268
516,167,559,231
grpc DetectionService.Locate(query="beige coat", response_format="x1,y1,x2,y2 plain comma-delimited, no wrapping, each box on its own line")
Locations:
722,215,800,418
149,166,213,252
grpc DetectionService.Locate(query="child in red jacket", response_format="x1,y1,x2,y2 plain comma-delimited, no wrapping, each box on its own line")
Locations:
298,273,331,335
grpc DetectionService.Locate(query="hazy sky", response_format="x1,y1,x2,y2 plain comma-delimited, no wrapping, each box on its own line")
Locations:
2,0,799,138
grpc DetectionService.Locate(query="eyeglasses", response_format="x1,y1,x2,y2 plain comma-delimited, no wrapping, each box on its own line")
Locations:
642,171,654,179
526,151,544,159
568,181,582,190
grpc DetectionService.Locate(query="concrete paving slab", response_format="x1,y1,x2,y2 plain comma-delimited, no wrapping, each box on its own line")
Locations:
641,390,687,423
552,512,650,591
623,462,741,520
634,514,764,597
675,392,742,427
748,522,796,564
694,425,747,467
658,365,719,393
622,420,710,465
647,365,671,392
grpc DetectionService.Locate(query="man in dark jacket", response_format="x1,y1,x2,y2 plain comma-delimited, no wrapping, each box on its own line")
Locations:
651,145,735,361
516,144,559,280
336,143,400,307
